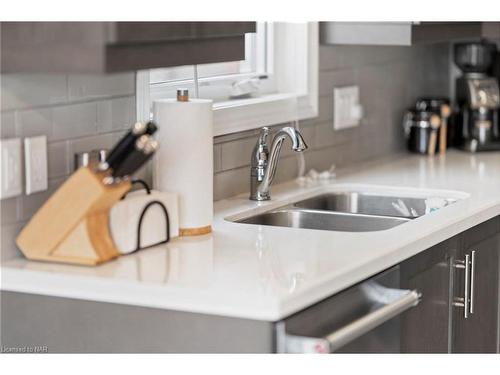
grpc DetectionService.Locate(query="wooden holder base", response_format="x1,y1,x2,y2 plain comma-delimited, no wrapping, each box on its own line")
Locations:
179,225,212,236
16,167,131,266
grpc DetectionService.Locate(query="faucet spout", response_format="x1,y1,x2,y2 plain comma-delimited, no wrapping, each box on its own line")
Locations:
250,126,308,201
274,126,308,152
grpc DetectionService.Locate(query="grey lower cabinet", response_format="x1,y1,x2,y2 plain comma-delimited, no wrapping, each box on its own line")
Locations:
400,216,500,353
0,291,275,353
452,219,500,353
399,238,457,353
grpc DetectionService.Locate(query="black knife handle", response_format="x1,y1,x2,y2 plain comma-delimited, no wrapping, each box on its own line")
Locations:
105,122,148,171
112,151,155,179
145,121,158,135
112,136,158,178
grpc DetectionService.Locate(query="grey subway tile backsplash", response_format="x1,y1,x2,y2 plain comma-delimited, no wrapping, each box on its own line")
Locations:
220,136,257,171
213,144,222,173
97,96,136,134
52,102,98,141
1,222,25,262
213,167,249,201
68,73,135,101
0,74,68,111
313,122,358,150
318,68,358,97
47,141,70,178
1,197,21,225
68,133,114,154
0,111,16,138
16,108,53,139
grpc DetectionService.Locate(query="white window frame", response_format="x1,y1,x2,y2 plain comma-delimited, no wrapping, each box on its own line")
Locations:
136,22,318,136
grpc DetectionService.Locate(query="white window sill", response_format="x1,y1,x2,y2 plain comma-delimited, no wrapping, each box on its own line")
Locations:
213,92,317,136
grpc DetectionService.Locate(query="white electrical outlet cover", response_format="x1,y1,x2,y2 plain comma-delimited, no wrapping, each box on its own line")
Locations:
333,86,362,130
24,136,48,195
0,138,23,199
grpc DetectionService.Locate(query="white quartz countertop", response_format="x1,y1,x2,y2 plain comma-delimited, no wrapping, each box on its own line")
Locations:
2,150,500,321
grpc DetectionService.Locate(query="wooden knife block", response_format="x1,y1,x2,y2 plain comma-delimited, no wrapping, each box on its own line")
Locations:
16,167,131,266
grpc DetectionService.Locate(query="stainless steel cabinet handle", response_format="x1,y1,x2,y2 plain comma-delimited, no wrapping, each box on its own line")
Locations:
453,254,471,319
282,289,421,353
470,250,476,315
464,254,470,319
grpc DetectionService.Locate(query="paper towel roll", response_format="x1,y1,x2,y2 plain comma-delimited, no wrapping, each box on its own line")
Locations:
153,95,213,235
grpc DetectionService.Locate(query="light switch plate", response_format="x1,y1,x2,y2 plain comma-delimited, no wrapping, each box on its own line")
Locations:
0,138,23,199
333,85,363,130
24,136,48,195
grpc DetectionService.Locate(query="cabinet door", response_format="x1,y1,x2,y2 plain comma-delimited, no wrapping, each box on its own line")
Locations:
400,238,457,353
0,22,255,73
482,22,500,39
320,22,498,46
112,22,256,43
453,227,500,353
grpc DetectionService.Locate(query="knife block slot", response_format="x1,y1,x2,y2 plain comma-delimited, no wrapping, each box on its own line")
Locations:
16,167,131,266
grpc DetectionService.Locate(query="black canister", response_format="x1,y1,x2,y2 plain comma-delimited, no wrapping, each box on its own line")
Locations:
403,110,441,154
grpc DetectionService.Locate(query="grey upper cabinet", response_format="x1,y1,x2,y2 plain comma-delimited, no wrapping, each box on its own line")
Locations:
320,22,500,46
0,22,256,73
482,22,500,39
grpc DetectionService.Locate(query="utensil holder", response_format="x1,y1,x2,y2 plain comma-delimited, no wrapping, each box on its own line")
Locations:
16,167,131,266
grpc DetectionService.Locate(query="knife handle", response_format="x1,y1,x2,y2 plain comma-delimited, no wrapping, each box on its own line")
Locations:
105,122,148,171
145,121,158,135
112,136,158,178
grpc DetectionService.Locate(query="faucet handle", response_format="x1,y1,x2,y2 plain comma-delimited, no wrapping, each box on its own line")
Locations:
251,127,270,168
257,127,270,146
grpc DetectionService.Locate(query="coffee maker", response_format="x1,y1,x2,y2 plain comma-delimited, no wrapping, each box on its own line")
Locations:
454,41,500,152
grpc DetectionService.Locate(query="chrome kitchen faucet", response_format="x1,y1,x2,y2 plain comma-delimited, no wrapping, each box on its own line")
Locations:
250,126,308,201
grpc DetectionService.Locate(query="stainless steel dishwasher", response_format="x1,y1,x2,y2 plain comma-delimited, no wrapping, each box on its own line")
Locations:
276,266,421,353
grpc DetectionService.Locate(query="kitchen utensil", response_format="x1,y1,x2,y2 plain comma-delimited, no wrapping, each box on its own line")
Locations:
154,89,213,236
74,149,108,171
439,104,451,154
112,135,158,178
145,121,158,135
102,121,158,174
110,180,179,254
427,114,441,156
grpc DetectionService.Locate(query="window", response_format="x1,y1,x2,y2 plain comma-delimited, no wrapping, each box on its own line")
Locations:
136,22,318,136
148,23,274,104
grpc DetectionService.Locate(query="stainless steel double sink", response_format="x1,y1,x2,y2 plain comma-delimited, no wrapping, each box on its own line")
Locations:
231,189,463,232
